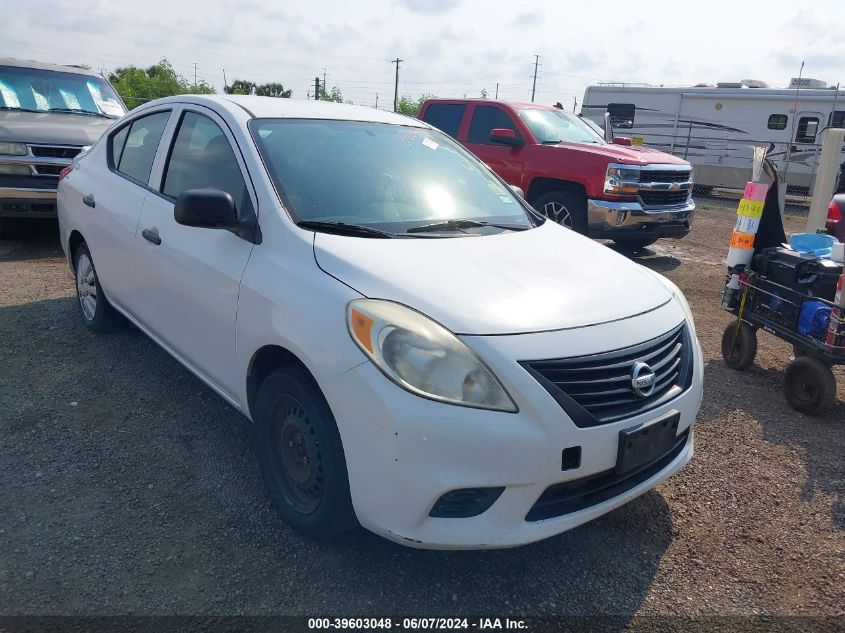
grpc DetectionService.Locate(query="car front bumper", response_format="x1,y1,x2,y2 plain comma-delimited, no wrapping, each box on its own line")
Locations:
586,198,695,241
322,299,703,549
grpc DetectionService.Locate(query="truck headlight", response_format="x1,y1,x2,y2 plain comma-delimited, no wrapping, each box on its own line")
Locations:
0,164,31,175
604,164,640,195
0,142,28,156
347,299,517,412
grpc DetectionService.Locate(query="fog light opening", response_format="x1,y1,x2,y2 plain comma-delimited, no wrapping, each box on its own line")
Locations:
429,487,505,518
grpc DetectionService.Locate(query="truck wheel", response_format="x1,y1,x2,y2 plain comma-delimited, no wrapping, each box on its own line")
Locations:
532,191,587,234
73,242,125,333
254,367,357,539
721,321,757,370
783,356,836,415
614,238,658,253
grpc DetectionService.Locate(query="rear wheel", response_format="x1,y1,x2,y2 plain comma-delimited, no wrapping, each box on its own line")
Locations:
532,190,588,233
254,367,356,539
721,321,757,370
73,242,124,332
783,356,836,415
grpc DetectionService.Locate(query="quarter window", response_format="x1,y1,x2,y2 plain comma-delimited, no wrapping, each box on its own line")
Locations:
767,114,788,130
467,106,521,145
421,103,465,139
795,116,820,143
607,103,635,129
829,111,845,128
162,112,247,212
111,111,170,184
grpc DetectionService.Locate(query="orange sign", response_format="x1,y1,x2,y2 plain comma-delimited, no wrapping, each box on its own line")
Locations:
730,231,755,249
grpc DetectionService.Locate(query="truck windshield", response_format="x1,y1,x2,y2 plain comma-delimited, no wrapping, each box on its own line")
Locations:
251,119,534,234
0,65,126,118
518,108,604,145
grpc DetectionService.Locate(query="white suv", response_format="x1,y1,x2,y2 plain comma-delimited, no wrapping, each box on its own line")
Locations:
57,95,703,549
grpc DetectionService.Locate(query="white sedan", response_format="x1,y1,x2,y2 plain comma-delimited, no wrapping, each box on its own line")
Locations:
57,95,703,549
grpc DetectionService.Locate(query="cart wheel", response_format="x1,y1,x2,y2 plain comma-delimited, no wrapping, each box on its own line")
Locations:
792,344,807,358
721,321,757,370
783,356,837,416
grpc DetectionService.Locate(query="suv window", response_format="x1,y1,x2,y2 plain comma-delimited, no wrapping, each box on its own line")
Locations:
767,114,788,130
422,103,465,139
162,111,247,211
829,111,845,128
467,106,521,144
795,116,820,143
111,110,170,184
607,103,635,129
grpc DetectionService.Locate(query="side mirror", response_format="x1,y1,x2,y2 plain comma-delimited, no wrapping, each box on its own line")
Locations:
509,185,525,199
174,188,238,228
603,112,614,143
613,136,633,146
489,128,523,147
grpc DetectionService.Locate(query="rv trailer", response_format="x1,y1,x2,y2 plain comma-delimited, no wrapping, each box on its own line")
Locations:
582,79,845,195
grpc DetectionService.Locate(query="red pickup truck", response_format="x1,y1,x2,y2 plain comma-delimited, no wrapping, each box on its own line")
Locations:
418,98,695,250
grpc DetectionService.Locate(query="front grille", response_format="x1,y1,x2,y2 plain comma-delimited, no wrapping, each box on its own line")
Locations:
34,165,64,176
526,429,690,521
640,169,691,183
520,323,692,426
639,190,691,207
30,146,82,159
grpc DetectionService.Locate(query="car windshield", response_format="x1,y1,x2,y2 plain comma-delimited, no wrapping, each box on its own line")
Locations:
250,119,535,234
518,108,605,144
0,65,126,118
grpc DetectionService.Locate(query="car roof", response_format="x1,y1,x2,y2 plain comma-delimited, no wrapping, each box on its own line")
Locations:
0,57,104,77
142,94,429,127
423,97,558,111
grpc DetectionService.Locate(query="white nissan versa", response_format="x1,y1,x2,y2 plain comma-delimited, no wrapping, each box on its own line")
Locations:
57,95,703,549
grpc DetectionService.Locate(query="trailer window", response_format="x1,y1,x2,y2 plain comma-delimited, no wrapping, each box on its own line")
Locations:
829,111,845,128
767,114,788,130
795,116,820,143
607,103,635,129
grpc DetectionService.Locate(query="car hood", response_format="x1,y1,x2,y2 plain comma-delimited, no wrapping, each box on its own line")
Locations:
0,111,116,146
313,221,673,335
552,140,690,166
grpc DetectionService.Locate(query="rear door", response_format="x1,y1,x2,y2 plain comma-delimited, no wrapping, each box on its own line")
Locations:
419,102,466,140
462,104,527,185
132,105,256,402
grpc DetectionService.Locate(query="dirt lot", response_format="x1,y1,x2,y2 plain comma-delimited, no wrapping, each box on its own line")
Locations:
0,208,843,625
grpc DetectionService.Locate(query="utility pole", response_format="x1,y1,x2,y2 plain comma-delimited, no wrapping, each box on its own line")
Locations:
222,69,228,94
495,82,499,99
321,67,327,92
375,93,379,109
193,62,198,87
531,54,539,102
573,96,577,113
391,58,402,112
315,77,321,100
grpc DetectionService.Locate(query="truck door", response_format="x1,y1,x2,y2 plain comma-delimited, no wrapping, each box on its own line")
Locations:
463,104,526,186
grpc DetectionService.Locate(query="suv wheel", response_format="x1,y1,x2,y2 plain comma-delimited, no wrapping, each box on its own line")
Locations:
532,190,588,233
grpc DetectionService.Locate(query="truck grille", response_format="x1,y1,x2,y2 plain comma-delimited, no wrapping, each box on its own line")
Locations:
34,165,64,176
640,169,691,183
640,190,690,207
520,323,692,426
30,146,82,159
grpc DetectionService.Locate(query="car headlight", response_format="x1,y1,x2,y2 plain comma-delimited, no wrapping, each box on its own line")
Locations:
604,164,640,195
647,270,696,337
0,142,28,156
347,299,517,412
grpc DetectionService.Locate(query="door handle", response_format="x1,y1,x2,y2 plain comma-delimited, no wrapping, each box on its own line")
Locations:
82,194,95,208
141,228,161,246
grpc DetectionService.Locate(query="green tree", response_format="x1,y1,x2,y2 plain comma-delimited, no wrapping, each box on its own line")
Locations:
226,79,256,95
109,58,214,108
395,94,435,117
256,82,292,98
318,85,344,103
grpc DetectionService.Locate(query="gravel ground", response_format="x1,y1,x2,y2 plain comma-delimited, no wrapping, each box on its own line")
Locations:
0,210,843,625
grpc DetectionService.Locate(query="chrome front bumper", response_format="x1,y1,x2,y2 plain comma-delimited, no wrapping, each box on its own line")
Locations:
586,198,695,240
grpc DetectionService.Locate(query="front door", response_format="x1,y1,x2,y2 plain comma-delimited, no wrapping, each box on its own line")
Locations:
462,104,527,185
132,106,256,402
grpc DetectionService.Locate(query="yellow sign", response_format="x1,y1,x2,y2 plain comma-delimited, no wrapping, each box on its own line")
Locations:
632,136,644,145
737,198,764,218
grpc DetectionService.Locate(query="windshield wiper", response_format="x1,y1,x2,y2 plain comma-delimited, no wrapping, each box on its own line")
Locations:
0,106,42,113
49,107,112,118
407,219,529,233
296,220,395,238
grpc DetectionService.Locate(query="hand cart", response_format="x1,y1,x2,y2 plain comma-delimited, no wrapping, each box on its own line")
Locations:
721,270,844,415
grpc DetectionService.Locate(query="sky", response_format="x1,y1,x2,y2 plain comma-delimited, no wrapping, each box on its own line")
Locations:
1,0,844,110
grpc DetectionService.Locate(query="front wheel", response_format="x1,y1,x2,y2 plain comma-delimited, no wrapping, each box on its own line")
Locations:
783,356,836,415
721,321,757,370
532,190,588,233
254,367,357,539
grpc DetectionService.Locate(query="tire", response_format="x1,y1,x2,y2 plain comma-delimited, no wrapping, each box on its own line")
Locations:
253,367,357,539
614,238,658,252
783,356,836,415
721,321,757,370
532,190,588,233
73,242,124,333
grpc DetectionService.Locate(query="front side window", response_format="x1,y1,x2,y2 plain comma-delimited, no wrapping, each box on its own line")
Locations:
768,114,788,130
251,119,533,233
111,110,170,184
519,109,605,144
421,103,465,139
467,106,521,145
162,112,247,211
607,103,635,129
795,116,820,143
0,64,125,118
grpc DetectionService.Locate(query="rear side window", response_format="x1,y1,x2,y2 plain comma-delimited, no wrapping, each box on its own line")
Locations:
111,111,170,184
829,111,845,128
467,106,521,144
162,111,247,212
795,116,820,143
767,114,788,130
607,103,635,129
421,103,465,139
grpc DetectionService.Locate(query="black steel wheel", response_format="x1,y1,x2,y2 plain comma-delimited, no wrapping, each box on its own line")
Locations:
783,356,836,416
721,321,757,371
